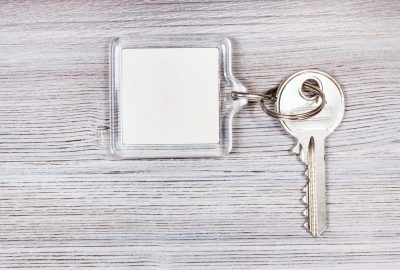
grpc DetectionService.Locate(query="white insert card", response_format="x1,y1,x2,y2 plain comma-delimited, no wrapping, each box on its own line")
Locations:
121,48,220,145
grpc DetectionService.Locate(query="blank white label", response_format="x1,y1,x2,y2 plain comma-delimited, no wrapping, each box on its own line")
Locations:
121,48,220,145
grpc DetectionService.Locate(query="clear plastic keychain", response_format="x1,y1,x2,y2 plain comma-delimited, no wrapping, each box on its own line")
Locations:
110,36,248,158
109,36,326,159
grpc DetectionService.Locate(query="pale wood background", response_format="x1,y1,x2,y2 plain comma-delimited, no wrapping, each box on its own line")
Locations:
1,1,400,269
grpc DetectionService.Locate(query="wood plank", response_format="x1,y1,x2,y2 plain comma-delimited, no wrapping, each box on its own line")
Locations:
0,1,399,269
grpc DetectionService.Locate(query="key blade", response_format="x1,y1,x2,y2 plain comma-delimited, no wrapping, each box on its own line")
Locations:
306,136,327,237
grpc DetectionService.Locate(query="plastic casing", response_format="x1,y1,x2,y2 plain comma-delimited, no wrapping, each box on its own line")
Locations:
109,36,246,158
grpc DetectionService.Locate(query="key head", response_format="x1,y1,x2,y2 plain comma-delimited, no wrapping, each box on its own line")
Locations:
276,70,345,138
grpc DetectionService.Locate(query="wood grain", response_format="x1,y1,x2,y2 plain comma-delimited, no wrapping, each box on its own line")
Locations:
0,0,399,269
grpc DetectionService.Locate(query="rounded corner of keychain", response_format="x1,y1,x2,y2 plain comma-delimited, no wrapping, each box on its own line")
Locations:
109,35,247,159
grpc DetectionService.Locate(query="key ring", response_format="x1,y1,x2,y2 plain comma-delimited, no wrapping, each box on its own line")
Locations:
231,81,326,120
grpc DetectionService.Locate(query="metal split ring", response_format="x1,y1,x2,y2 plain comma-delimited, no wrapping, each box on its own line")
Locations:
231,81,325,121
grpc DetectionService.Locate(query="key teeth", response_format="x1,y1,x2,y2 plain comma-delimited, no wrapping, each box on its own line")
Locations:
300,152,307,163
302,196,307,204
296,141,320,237
302,185,308,204
292,142,300,154
302,182,309,229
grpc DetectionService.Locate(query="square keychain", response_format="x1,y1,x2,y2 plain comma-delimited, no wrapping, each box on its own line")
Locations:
109,35,345,237
110,36,247,158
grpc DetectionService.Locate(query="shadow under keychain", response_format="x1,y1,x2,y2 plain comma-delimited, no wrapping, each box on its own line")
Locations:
109,36,345,237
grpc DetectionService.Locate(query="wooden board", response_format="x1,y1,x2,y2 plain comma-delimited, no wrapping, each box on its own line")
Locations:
0,1,399,269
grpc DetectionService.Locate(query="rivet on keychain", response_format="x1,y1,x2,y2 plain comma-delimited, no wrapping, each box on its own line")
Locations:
109,36,345,237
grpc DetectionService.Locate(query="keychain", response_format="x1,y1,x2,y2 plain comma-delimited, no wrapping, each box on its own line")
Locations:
109,36,345,237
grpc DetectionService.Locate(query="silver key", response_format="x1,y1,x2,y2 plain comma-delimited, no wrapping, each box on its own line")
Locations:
276,70,345,237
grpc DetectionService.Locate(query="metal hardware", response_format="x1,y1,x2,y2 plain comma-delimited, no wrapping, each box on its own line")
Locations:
231,80,325,120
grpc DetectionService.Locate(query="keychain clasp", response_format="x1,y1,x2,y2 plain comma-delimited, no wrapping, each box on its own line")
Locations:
231,78,326,120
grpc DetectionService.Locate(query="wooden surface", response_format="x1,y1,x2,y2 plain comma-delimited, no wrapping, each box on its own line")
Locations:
1,1,400,269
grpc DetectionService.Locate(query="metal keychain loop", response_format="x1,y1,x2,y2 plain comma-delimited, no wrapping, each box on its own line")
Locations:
231,81,326,121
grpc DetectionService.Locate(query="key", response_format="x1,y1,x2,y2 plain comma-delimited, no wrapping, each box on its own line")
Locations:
276,70,345,237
